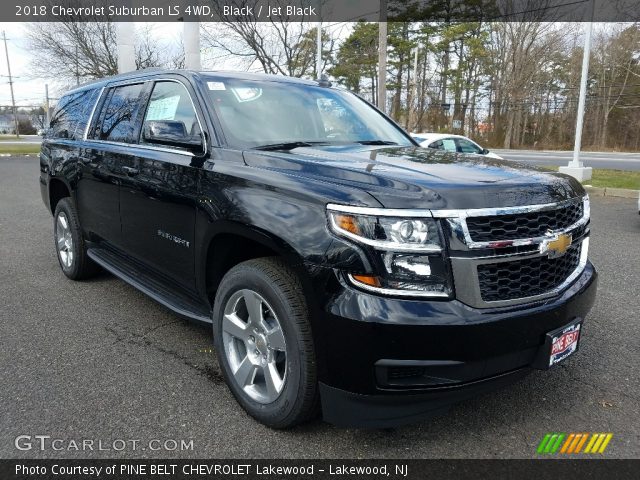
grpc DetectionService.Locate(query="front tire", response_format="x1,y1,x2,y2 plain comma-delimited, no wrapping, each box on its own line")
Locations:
212,257,318,428
53,198,100,280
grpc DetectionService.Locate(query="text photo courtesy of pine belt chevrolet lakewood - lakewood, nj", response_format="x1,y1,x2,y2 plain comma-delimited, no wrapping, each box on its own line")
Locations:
0,0,639,479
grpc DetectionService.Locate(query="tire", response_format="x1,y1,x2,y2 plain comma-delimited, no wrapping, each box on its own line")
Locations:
53,197,100,280
212,257,319,428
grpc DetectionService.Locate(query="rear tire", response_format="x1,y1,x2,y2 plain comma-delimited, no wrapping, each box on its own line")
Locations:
53,198,100,280
212,257,318,428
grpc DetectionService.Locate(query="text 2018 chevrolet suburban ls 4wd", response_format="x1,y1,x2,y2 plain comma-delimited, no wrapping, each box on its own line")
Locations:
40,70,597,428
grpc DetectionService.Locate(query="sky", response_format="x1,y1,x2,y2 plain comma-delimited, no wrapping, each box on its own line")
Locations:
0,22,184,107
0,21,354,109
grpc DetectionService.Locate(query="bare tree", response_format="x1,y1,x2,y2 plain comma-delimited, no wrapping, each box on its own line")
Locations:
201,0,333,77
27,20,185,82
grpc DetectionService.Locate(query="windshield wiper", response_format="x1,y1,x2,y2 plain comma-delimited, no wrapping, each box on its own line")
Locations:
253,141,329,151
355,140,398,145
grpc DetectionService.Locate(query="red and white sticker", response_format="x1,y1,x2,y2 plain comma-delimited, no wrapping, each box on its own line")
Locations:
549,324,581,367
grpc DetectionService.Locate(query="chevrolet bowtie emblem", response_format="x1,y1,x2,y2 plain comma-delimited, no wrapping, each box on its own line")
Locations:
540,232,573,258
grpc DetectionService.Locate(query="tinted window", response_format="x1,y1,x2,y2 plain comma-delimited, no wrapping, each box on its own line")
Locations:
202,76,412,149
49,89,98,139
456,138,483,154
74,88,100,138
141,81,201,144
94,84,144,143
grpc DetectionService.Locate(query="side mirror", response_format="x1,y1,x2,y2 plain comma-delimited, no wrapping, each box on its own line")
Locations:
142,120,204,154
482,148,490,155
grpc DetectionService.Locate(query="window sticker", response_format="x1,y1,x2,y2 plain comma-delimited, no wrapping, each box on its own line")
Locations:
207,81,226,91
231,87,262,102
145,95,180,121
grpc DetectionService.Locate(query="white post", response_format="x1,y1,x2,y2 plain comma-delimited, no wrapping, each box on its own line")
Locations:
559,4,594,181
377,0,387,112
116,22,136,73
316,22,322,79
183,21,201,70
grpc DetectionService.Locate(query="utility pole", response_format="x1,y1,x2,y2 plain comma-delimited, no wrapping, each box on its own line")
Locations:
2,31,19,138
559,0,595,182
407,45,420,130
45,84,50,127
377,0,387,112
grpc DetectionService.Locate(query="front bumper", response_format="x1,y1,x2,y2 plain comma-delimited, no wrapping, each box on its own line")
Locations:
318,261,598,427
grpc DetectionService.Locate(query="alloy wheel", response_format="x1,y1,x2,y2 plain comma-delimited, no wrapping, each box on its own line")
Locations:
221,289,287,404
56,212,74,268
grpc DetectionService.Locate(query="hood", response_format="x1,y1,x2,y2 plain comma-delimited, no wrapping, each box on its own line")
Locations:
243,145,584,210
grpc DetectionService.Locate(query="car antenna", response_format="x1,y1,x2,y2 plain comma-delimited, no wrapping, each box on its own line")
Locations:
316,75,332,87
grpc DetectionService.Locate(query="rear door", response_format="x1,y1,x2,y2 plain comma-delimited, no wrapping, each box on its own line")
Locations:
81,82,148,249
118,78,205,290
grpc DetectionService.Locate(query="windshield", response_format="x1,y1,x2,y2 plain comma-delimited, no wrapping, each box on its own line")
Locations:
201,76,413,149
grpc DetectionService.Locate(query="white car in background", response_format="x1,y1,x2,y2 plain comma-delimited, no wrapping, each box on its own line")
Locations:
411,133,503,160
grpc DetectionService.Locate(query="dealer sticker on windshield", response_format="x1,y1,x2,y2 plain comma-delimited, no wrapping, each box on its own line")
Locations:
549,323,581,367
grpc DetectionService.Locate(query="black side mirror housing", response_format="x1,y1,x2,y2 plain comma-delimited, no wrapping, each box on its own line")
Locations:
482,148,490,155
142,120,204,154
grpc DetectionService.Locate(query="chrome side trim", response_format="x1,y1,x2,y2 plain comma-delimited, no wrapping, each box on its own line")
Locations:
82,139,194,158
83,86,105,140
346,274,451,298
452,237,589,309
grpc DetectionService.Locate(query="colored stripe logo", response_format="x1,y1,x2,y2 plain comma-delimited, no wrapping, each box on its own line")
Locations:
537,433,613,454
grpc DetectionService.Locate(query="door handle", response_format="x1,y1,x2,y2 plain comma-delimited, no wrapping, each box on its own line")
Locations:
122,166,139,176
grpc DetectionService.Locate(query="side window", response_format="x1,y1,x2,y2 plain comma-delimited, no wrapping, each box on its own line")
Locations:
73,88,100,139
94,83,144,143
456,138,482,154
428,140,442,150
49,91,95,139
141,81,201,147
441,138,457,152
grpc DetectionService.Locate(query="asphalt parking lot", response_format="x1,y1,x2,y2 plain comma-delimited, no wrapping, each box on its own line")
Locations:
1,155,639,459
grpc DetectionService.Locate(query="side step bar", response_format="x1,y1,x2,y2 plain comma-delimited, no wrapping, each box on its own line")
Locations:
88,247,212,324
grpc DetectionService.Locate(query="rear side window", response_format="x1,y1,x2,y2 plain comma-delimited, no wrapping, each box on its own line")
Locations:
94,83,144,143
49,89,98,140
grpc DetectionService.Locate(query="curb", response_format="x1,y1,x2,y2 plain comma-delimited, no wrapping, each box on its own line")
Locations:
584,185,639,199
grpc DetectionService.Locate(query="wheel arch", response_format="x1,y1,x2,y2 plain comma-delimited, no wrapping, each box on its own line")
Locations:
48,177,72,215
202,222,307,305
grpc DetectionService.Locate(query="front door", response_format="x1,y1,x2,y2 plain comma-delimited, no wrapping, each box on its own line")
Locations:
119,79,205,290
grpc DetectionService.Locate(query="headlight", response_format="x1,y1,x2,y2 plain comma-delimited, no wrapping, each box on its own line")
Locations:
327,204,452,298
327,207,442,252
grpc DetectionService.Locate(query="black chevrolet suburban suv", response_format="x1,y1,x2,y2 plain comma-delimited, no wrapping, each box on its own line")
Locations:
40,70,597,428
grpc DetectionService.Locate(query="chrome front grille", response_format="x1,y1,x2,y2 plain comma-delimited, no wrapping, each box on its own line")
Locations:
432,196,590,309
466,201,583,242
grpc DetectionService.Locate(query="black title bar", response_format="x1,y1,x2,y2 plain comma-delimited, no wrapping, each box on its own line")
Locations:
1,459,640,480
3,0,640,22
